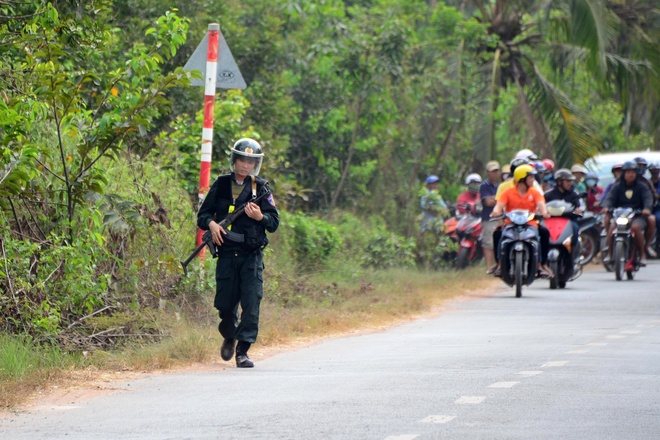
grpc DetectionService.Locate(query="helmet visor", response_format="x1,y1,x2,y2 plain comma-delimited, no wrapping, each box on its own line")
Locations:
230,151,263,177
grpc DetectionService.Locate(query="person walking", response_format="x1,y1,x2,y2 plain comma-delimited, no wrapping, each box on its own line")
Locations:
197,138,280,368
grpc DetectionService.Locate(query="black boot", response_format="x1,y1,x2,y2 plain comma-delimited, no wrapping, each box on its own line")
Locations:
235,341,254,368
220,338,235,361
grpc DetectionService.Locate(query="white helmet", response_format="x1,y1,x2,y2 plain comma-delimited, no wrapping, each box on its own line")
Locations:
465,173,482,185
515,148,538,161
570,164,588,174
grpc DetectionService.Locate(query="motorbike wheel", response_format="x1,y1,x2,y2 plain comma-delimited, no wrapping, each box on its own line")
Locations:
549,260,559,290
614,241,625,282
580,231,598,265
456,247,470,270
514,252,523,298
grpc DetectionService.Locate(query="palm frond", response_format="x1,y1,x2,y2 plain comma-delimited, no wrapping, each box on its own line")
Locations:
525,64,601,166
548,0,616,77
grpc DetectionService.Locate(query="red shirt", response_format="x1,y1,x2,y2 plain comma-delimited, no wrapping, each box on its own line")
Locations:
586,186,603,213
456,191,480,215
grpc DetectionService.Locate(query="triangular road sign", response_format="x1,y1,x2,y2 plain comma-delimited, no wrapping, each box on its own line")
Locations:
184,28,246,90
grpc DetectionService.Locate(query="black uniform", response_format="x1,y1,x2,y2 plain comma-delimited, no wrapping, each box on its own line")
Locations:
197,173,279,352
601,178,653,212
544,186,583,217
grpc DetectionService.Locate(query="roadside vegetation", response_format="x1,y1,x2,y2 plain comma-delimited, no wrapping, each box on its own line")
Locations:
1,0,657,409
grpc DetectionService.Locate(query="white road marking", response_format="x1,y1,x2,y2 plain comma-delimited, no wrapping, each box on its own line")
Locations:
455,396,486,404
489,381,520,388
606,335,626,339
384,435,419,440
566,349,590,354
620,330,641,335
419,415,456,424
517,371,543,377
586,342,608,346
541,361,569,367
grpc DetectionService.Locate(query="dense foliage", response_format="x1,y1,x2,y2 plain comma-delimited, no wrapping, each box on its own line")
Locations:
1,0,658,340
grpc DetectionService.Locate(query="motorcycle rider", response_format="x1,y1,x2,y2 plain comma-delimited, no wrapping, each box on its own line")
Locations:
491,164,552,276
601,161,654,266
633,157,657,258
584,172,604,213
571,164,588,194
489,157,539,273
650,163,660,252
495,157,543,200
601,164,623,202
456,173,482,215
541,158,556,192
543,169,584,258
500,164,512,181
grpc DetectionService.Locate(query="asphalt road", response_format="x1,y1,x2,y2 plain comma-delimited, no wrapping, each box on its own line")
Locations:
2,262,660,440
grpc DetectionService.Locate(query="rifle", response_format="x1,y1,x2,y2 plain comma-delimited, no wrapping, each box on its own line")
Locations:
180,183,271,275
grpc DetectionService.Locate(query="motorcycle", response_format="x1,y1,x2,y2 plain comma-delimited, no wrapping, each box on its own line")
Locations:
544,200,592,289
577,211,601,265
610,207,643,281
495,209,541,298
454,203,483,269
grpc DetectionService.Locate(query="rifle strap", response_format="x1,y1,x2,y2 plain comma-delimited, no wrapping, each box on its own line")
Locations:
251,175,257,199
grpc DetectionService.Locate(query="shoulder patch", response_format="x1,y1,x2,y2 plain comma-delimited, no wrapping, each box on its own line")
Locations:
267,194,276,207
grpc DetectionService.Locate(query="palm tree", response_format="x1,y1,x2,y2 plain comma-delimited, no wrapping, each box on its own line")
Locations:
467,0,655,166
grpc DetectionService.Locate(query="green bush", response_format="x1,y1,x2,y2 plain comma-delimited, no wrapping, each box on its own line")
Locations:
0,211,112,337
281,211,341,270
362,230,416,269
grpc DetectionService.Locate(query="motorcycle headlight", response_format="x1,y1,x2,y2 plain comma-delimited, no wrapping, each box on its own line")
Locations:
615,217,629,226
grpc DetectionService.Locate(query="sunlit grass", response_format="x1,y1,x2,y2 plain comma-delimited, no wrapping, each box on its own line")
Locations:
0,335,82,408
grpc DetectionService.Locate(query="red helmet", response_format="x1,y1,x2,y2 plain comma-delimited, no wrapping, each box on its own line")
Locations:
542,158,555,171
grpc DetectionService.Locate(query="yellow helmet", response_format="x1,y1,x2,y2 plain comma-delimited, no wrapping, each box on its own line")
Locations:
513,164,537,183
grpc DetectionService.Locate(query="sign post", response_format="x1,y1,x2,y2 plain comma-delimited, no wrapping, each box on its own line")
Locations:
184,24,246,252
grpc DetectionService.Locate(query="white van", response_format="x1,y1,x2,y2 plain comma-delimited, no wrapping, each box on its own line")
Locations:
583,151,660,188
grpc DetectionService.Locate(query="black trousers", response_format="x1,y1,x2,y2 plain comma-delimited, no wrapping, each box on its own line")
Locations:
214,250,264,345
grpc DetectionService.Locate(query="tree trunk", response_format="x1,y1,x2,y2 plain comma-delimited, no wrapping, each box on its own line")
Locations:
513,66,552,159
331,96,364,208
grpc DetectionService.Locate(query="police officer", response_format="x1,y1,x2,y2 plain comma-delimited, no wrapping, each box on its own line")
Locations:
197,138,280,368
544,169,584,260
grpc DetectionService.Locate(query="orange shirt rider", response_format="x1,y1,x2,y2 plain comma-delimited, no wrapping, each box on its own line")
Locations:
491,164,550,225
498,186,545,226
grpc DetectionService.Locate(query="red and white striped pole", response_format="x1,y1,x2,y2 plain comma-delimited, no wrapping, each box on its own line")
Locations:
196,23,220,250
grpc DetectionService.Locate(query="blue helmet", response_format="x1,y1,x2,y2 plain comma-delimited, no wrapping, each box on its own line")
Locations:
425,175,440,185
621,161,637,171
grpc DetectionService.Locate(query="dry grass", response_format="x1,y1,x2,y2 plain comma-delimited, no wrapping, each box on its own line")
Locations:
1,267,496,410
